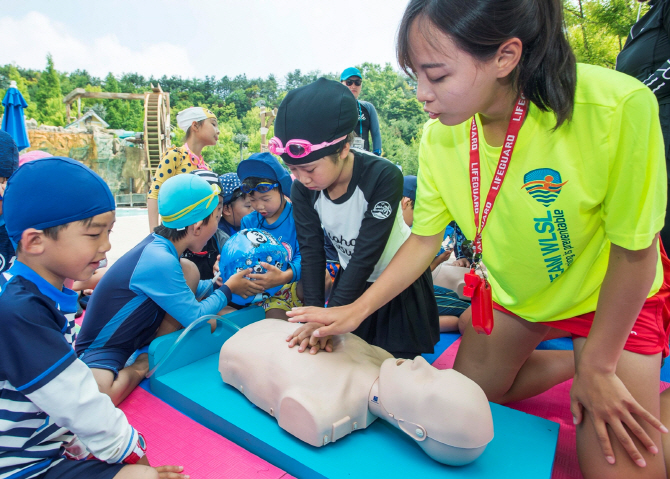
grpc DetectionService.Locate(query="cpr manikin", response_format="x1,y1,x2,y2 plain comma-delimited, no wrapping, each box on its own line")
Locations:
219,319,493,466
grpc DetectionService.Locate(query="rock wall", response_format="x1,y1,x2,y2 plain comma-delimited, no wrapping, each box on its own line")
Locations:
24,125,150,196
26,129,97,165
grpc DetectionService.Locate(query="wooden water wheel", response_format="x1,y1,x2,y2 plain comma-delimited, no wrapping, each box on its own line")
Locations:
144,84,171,177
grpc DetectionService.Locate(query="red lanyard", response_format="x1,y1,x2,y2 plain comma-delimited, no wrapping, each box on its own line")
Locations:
469,96,528,257
463,96,528,335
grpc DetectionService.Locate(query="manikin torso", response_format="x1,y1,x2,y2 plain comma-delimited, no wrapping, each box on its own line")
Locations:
219,319,493,466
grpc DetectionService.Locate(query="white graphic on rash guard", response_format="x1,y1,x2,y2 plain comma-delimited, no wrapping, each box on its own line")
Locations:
371,201,392,219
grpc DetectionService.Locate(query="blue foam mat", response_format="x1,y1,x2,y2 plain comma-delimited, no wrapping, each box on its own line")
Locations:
422,332,460,364
148,309,559,479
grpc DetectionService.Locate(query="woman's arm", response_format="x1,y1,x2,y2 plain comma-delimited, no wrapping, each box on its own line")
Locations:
570,239,667,463
286,231,442,336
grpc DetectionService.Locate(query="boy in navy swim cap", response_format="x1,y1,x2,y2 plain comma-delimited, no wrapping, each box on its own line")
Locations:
1,157,186,478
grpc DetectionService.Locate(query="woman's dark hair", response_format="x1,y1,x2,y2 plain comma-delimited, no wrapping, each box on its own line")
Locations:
397,0,576,128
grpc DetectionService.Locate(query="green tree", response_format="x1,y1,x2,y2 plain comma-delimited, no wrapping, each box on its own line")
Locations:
32,54,66,126
0,65,38,120
564,0,648,67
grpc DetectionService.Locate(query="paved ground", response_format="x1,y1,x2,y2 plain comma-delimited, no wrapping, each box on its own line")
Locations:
108,210,151,266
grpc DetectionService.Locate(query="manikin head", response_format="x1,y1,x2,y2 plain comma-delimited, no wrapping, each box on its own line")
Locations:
372,356,493,466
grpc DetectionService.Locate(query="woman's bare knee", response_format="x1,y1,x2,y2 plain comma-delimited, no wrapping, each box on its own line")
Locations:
454,309,550,401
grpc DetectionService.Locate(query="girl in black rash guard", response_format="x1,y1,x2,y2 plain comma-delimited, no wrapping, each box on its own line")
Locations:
274,78,439,358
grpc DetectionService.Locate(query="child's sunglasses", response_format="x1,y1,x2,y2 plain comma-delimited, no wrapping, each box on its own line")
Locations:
240,182,278,194
268,135,347,159
345,79,362,87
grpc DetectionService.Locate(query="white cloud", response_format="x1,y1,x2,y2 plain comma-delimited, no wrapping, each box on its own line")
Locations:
0,11,196,78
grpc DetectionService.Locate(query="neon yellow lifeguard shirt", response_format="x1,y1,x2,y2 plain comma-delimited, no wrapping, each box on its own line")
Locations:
412,63,667,322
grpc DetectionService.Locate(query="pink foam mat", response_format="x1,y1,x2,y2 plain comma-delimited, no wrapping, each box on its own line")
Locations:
118,387,295,479
433,339,670,479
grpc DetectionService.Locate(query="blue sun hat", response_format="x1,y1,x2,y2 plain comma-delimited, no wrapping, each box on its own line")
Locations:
4,157,114,246
158,174,221,230
219,172,243,204
219,228,288,305
237,153,292,198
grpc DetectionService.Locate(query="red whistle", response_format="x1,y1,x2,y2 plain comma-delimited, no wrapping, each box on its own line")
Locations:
463,272,494,335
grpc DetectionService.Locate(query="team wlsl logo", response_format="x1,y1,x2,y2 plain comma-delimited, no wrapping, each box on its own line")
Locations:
521,168,567,207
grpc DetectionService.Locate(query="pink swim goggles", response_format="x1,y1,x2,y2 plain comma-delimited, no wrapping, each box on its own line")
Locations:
268,135,347,159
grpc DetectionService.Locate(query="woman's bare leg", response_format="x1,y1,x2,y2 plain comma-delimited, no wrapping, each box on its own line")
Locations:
573,337,665,478
454,307,574,403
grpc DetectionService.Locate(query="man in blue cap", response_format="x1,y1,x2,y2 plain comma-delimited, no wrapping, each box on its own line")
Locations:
0,130,19,273
340,67,382,155
76,173,263,406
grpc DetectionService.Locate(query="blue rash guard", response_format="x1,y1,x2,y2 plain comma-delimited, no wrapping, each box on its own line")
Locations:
240,201,301,281
76,233,232,374
230,201,300,306
218,218,239,237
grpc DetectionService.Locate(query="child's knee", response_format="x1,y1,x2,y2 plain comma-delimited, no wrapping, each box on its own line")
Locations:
179,258,200,293
115,464,159,479
90,368,116,394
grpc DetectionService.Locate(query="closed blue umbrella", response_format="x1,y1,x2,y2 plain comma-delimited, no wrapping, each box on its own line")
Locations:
1,81,30,151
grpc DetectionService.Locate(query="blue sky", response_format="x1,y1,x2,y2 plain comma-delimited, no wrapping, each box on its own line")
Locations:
0,0,411,80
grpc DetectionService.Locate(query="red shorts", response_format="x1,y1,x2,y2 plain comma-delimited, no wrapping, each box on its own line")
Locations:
493,245,670,357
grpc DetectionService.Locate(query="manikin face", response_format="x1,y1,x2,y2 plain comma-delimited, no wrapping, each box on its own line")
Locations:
408,18,503,127
378,356,493,452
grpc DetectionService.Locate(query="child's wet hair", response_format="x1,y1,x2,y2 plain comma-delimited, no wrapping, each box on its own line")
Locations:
396,0,576,128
